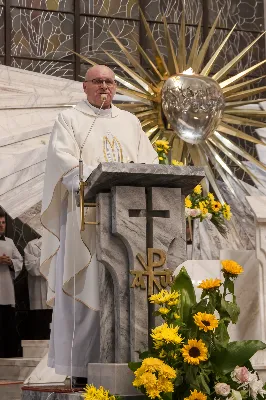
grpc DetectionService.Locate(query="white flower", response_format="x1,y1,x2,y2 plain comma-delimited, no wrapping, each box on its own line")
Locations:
206,212,213,220
215,383,231,396
185,207,191,217
231,366,251,384
189,208,201,218
249,375,266,400
230,389,242,400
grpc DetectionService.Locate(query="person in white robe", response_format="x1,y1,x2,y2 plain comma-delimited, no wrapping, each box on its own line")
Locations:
0,208,23,357
24,238,48,310
40,65,158,378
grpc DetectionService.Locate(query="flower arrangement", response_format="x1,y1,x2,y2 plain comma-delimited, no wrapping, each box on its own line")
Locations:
154,139,183,166
129,261,266,400
185,184,232,237
82,384,119,400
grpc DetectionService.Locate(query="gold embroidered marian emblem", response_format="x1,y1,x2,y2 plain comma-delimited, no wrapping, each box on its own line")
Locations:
103,135,123,163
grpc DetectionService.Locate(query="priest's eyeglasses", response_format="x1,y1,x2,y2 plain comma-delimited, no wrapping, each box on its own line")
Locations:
85,78,117,87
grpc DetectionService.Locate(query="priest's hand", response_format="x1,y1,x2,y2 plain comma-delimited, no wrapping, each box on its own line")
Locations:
0,254,13,266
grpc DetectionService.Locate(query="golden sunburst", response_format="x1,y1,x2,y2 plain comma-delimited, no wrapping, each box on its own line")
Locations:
72,9,266,201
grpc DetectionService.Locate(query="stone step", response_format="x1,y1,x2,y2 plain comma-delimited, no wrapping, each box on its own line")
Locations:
0,381,23,400
22,340,49,358
0,358,41,381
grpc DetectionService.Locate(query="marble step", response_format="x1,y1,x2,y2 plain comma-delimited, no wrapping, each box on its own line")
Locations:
22,340,49,358
0,381,22,400
0,358,41,381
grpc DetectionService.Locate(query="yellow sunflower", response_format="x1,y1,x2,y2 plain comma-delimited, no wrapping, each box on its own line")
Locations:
83,385,116,400
158,307,170,315
221,260,244,275
193,184,202,195
198,278,222,290
151,323,183,349
133,358,176,399
149,289,180,305
185,197,192,208
208,192,215,202
185,389,207,400
193,312,219,332
223,204,232,220
211,201,222,212
172,160,184,166
181,339,208,365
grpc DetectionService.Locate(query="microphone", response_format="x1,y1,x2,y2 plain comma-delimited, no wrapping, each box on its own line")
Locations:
79,95,107,182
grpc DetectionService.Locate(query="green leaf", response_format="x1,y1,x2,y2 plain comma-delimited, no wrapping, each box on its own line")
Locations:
138,351,150,360
162,393,172,400
211,340,266,374
197,373,211,394
221,298,240,324
128,361,142,372
192,299,208,313
172,267,196,324
215,320,230,347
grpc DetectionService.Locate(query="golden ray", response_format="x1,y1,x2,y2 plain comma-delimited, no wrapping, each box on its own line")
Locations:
214,132,266,172
135,110,158,119
201,25,236,76
146,125,159,137
115,104,153,112
177,10,186,72
141,119,157,128
225,99,266,108
219,60,266,89
222,76,266,95
139,8,169,76
108,31,158,86
162,15,179,74
196,146,225,203
225,109,266,118
217,122,266,145
193,11,221,73
150,130,162,144
222,114,266,128
187,16,202,69
102,49,156,95
225,86,266,101
116,87,154,104
213,31,266,82
131,38,164,80
209,136,263,185
202,142,238,197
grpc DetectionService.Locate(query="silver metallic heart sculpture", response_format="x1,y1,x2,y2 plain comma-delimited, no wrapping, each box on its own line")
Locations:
162,73,225,144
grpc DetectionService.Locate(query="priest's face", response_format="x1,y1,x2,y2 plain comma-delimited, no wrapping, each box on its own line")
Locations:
83,66,117,109
0,217,6,235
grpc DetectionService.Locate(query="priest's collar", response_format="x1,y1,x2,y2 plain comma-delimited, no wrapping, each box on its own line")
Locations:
86,101,112,117
74,100,119,118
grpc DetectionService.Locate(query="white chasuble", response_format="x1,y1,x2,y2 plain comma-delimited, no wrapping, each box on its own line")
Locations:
40,101,158,377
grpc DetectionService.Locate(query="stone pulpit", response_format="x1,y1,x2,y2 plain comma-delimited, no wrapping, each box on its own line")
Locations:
84,163,205,396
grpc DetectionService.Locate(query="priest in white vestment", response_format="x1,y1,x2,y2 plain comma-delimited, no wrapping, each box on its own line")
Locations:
24,238,48,310
40,65,158,379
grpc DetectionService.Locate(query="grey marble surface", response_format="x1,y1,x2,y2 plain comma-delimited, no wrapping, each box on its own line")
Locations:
21,390,83,400
96,193,130,363
96,183,187,362
87,363,139,396
85,163,205,201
